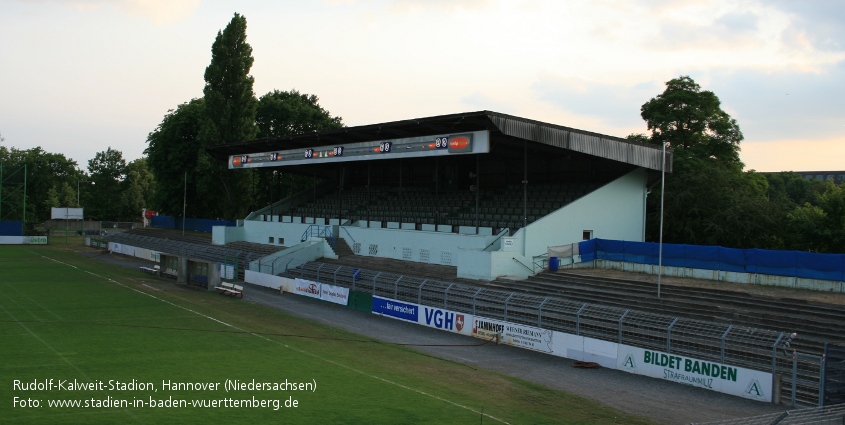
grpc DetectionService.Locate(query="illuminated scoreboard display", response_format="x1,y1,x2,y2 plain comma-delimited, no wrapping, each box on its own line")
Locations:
229,130,489,169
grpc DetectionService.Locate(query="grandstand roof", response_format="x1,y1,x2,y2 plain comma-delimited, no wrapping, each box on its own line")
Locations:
205,110,673,173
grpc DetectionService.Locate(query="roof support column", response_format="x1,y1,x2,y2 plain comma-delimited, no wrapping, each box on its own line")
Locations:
474,155,480,229
435,158,440,226
399,160,403,225
367,162,371,223
523,140,528,229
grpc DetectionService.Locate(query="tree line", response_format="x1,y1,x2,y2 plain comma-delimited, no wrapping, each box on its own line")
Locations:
632,76,845,253
0,145,153,224
1,13,841,253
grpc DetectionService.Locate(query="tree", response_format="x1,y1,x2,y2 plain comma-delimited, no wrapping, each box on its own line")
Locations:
197,12,258,220
121,158,155,222
256,90,342,138
787,182,845,253
145,98,205,216
252,90,344,207
0,146,80,228
635,76,779,248
86,147,127,221
640,76,743,164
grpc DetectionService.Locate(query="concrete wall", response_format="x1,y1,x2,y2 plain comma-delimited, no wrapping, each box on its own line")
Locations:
242,220,314,247
339,225,500,266
456,249,534,280
252,239,333,274
212,225,244,245
521,168,648,259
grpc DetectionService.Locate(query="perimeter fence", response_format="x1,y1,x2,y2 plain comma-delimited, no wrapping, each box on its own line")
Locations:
580,239,845,282
282,261,830,407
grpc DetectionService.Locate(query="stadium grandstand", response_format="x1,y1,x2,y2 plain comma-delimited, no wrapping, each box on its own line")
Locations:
204,110,671,280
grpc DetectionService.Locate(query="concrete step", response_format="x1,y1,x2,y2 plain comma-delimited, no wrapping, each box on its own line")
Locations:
334,237,355,257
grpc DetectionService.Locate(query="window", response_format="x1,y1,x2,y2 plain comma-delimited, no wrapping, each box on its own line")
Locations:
269,236,274,244
278,238,284,245
583,230,593,240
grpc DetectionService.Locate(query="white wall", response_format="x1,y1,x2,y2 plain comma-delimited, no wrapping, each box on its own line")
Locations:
212,225,244,245
522,168,647,259
340,226,500,266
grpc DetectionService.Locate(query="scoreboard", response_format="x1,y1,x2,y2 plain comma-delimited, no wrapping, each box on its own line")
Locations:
229,130,489,169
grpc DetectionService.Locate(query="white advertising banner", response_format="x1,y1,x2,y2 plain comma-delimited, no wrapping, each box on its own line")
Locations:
418,305,473,336
472,316,553,353
293,278,322,299
616,344,772,402
0,236,48,245
51,207,84,220
320,284,349,306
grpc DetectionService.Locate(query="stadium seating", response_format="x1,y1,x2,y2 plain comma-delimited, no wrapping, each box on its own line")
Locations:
252,181,606,235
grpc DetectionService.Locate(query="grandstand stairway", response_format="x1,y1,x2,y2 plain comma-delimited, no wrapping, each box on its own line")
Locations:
334,238,354,257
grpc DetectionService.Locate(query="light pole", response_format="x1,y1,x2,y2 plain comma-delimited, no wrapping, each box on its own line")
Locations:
77,180,94,242
78,180,94,206
657,141,666,299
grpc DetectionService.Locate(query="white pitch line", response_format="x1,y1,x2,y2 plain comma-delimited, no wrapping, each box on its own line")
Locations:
38,253,509,424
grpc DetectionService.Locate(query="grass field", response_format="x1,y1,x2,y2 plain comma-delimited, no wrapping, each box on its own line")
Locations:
0,243,655,424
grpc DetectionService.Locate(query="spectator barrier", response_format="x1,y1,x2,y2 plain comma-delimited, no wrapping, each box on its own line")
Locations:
151,216,236,233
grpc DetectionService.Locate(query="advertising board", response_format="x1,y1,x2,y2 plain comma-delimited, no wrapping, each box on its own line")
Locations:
418,305,473,336
371,296,418,322
293,278,321,300
472,316,553,353
616,344,772,402
320,284,349,306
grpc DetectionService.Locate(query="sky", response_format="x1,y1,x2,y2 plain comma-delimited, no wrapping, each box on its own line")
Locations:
1,0,843,173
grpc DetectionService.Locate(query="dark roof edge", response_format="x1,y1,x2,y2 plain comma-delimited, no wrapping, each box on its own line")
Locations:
205,110,673,172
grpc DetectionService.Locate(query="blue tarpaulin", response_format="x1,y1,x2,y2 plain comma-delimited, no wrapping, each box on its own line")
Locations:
580,238,845,281
0,221,23,236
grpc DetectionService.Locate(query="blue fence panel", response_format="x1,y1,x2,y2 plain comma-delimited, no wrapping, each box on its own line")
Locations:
661,243,687,268
755,249,798,277
797,251,845,281
717,247,747,273
578,239,596,262
623,241,657,264
583,239,845,281
685,244,719,270
0,221,23,236
596,239,625,261
151,216,176,229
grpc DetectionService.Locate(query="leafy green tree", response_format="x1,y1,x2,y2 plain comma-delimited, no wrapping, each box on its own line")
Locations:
0,146,80,228
635,76,781,248
787,182,845,253
197,12,258,220
640,76,743,163
256,90,342,138
86,147,127,221
120,158,155,221
253,90,344,207
145,98,205,217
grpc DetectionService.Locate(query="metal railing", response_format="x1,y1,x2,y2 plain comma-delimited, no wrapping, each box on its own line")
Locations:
286,261,839,405
301,225,336,251
284,261,787,375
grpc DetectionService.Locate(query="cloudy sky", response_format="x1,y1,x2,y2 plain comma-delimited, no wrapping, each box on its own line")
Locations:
1,0,843,172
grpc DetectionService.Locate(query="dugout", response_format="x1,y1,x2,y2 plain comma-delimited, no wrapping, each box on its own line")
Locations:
206,111,672,280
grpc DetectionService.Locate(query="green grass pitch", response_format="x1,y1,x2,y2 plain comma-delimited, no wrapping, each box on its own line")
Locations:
0,244,655,424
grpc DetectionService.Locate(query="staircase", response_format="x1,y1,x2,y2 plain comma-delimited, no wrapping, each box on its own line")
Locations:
334,237,355,257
